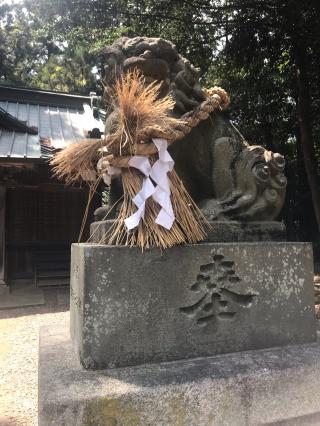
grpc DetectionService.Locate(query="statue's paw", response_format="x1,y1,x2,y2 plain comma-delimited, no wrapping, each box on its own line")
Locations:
199,199,225,221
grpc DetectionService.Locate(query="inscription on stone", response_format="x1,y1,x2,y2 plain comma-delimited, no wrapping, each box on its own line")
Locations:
180,254,256,326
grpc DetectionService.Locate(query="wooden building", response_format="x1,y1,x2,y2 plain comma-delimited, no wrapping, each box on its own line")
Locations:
0,86,103,293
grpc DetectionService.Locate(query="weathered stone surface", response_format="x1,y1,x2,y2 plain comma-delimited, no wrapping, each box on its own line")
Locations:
70,242,316,369
90,220,286,243
39,325,320,426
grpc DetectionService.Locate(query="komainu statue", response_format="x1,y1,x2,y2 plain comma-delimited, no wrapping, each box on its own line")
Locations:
99,36,287,221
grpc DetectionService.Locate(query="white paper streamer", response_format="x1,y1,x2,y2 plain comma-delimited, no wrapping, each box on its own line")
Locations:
128,155,152,177
124,176,155,230
97,157,121,185
124,138,175,231
150,138,175,229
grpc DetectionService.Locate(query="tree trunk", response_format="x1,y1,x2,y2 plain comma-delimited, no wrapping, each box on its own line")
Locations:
294,44,320,231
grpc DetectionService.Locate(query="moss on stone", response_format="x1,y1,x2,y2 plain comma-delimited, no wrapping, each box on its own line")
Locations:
83,398,142,426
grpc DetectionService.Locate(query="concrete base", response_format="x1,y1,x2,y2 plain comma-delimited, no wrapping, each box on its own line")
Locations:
39,325,320,426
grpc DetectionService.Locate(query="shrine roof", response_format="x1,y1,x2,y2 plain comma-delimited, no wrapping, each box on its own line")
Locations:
0,85,104,160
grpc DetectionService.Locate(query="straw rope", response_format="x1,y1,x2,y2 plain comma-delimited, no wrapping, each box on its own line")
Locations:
51,73,230,249
104,87,230,165
50,86,229,182
97,86,228,248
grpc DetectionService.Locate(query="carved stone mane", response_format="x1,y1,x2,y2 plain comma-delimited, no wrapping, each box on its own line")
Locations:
99,36,206,115
99,37,287,221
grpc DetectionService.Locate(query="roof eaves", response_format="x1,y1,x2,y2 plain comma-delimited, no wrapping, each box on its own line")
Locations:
0,85,91,109
0,106,38,134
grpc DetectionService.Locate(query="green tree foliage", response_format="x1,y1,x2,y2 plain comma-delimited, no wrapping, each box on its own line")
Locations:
0,1,126,92
0,5,45,85
205,0,320,244
0,0,319,251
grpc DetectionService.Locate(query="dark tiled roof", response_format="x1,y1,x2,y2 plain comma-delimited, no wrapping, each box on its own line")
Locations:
0,86,104,160
0,85,92,108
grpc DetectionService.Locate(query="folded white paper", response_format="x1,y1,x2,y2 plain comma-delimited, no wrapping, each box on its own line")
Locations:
125,138,175,231
97,157,121,185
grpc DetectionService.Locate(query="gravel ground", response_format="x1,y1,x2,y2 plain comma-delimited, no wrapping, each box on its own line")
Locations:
0,288,69,426
0,283,319,426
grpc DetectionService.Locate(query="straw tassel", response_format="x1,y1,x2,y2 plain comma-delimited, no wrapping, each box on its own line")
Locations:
51,70,230,249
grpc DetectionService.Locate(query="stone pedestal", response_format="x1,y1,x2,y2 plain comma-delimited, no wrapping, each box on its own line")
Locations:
70,242,316,370
39,325,320,426
39,240,319,425
90,220,287,244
